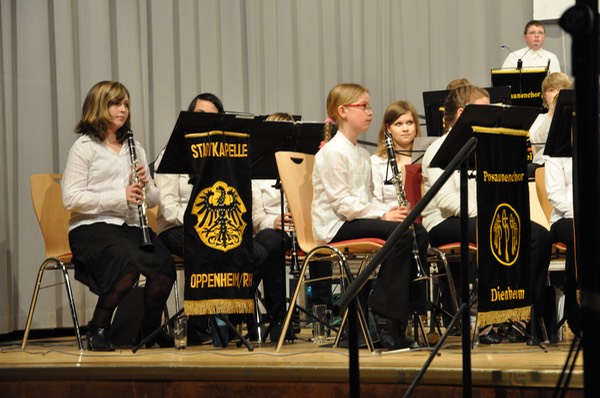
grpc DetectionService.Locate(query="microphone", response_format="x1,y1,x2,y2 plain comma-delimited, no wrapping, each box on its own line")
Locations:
501,44,518,68
517,43,539,70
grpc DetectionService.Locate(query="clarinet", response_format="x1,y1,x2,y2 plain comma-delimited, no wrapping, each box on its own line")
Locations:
126,131,154,250
285,204,301,276
384,131,427,280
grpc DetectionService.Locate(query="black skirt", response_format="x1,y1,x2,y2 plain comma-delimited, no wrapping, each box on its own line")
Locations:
69,222,175,296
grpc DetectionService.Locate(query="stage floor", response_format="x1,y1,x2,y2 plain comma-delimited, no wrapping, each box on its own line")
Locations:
0,327,585,397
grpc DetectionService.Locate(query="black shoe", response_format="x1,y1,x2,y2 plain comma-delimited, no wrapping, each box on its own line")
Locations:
372,313,419,350
270,322,296,343
506,321,526,343
269,322,282,342
478,328,503,345
188,325,212,344
87,325,115,351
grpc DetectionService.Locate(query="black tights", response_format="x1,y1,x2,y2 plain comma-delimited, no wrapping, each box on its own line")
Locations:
90,271,175,331
141,273,176,331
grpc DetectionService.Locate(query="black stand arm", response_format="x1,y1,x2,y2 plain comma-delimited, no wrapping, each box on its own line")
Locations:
333,137,478,398
132,308,184,353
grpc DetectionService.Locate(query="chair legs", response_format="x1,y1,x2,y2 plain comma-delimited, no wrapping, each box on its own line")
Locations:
424,247,460,335
21,258,83,350
276,246,374,352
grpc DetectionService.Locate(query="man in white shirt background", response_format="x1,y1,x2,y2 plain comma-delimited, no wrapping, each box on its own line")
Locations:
502,20,561,73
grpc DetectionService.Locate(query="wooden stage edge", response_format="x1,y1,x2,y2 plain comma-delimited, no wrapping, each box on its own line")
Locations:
0,329,585,398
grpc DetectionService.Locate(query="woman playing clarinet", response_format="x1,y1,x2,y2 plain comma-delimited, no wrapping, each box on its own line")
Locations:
62,81,175,351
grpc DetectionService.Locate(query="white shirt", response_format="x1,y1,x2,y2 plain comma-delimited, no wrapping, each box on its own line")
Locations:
545,156,573,225
62,134,158,231
502,46,561,74
252,179,284,232
312,132,388,244
529,113,553,166
153,148,193,233
371,154,399,209
421,132,477,232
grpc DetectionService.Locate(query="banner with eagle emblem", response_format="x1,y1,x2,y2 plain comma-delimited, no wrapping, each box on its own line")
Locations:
183,130,255,315
474,127,531,326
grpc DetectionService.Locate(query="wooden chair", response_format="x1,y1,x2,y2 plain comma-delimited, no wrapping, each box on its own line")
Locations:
274,151,385,352
22,174,83,350
534,167,567,260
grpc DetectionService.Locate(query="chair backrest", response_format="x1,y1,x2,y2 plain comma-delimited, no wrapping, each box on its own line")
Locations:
30,174,72,260
146,205,159,232
529,180,550,231
534,166,553,224
275,151,318,253
402,163,424,224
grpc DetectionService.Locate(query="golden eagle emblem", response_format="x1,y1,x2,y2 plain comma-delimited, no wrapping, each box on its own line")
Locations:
192,181,247,252
490,203,521,266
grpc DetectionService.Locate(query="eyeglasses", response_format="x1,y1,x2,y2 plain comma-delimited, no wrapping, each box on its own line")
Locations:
344,103,372,111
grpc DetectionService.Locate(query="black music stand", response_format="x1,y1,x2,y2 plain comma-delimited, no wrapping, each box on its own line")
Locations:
545,90,575,158
426,103,539,395
243,120,324,344
250,120,323,178
543,89,576,338
422,86,512,137
491,68,547,108
158,111,263,174
154,111,267,352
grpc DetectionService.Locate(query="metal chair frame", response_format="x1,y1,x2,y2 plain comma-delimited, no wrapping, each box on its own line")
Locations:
22,174,83,350
274,151,384,353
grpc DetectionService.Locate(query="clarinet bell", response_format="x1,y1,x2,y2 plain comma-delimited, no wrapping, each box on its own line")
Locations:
140,226,154,251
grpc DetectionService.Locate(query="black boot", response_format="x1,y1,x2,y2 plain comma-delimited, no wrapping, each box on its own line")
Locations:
87,323,115,351
372,313,420,350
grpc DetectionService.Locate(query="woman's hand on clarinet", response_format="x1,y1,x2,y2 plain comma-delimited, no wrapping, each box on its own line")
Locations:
381,205,409,222
135,164,149,186
126,183,145,205
273,212,294,230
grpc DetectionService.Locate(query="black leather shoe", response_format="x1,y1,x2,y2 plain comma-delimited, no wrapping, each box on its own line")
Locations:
372,313,418,350
269,322,282,343
478,328,503,344
270,322,296,343
506,322,526,343
87,325,115,351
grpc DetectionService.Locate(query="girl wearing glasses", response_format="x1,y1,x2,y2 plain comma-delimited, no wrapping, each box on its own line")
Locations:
312,83,428,350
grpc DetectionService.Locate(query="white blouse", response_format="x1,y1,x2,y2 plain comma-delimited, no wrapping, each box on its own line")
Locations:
545,156,573,225
421,132,477,232
252,179,284,232
529,112,552,166
62,134,158,231
153,148,193,233
312,132,387,244
371,154,400,209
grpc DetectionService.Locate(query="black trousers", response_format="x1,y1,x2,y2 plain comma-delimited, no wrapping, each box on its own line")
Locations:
253,228,289,321
331,219,429,322
550,218,578,325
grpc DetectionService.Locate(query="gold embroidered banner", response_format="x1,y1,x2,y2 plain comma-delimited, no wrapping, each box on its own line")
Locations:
183,131,254,316
474,127,531,326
